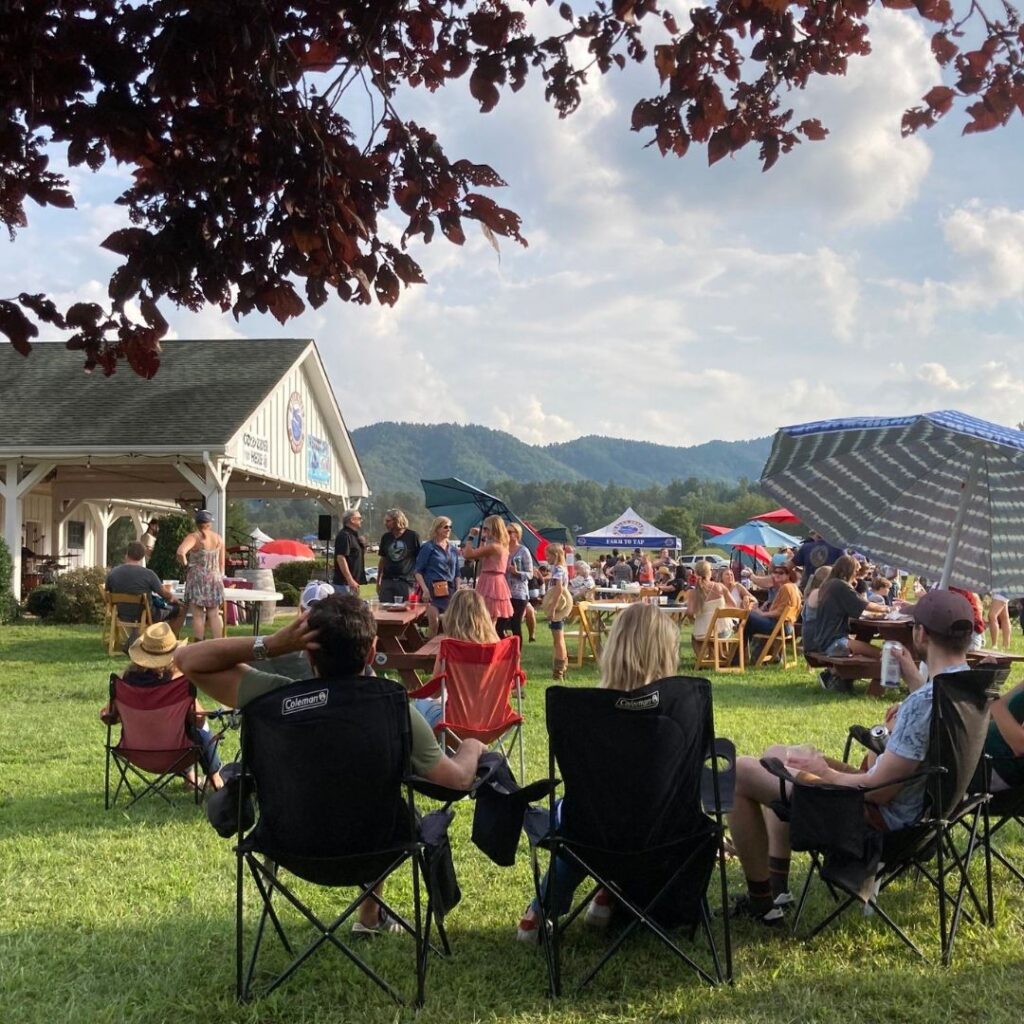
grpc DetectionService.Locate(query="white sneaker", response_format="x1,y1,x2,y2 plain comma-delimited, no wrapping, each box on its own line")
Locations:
584,889,614,929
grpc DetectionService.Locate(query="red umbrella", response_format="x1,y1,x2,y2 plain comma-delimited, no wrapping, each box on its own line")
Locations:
701,524,730,536
755,507,801,525
258,539,316,558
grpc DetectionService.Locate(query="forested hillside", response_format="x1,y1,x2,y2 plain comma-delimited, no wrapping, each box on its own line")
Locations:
350,421,770,492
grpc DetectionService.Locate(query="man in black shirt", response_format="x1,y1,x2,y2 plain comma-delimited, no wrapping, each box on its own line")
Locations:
376,507,421,604
791,531,845,588
332,509,366,594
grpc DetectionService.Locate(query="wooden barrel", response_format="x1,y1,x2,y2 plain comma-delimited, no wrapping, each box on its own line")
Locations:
234,568,278,625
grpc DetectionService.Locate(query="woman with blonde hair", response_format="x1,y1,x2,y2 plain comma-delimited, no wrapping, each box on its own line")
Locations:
176,509,225,641
685,560,733,654
543,543,571,680
417,588,499,730
462,515,514,624
517,602,681,941
414,515,459,635
442,587,500,644
599,602,679,692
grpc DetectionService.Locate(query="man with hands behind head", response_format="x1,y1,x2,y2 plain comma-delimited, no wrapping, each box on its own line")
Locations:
174,594,486,933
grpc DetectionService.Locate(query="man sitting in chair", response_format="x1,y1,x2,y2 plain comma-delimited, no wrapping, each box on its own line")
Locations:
106,541,185,635
174,593,486,935
727,590,975,925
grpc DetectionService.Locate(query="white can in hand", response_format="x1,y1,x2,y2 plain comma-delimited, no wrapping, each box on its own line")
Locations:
880,640,903,689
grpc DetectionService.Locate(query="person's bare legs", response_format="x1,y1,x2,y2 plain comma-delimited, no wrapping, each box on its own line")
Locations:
424,602,440,637
189,603,205,641
206,606,224,640
168,604,187,637
991,598,1011,649
848,637,882,659
524,603,537,641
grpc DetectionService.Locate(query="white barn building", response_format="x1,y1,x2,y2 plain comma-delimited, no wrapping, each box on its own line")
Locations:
0,338,368,600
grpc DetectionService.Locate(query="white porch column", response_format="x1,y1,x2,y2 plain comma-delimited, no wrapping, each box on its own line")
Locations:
88,503,117,569
203,454,233,535
129,509,145,539
175,460,213,516
2,459,56,602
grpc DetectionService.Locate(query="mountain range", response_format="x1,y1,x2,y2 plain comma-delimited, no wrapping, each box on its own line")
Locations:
349,422,773,493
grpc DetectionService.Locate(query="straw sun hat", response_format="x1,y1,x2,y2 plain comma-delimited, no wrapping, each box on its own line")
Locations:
128,621,187,669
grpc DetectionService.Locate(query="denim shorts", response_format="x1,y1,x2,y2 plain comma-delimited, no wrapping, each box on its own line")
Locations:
824,636,851,657
548,619,564,632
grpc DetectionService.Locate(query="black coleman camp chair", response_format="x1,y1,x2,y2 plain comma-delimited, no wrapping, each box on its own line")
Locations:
763,669,997,965
527,677,734,996
233,676,467,1007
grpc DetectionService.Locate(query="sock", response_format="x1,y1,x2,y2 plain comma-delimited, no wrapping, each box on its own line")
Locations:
745,876,773,913
769,856,791,898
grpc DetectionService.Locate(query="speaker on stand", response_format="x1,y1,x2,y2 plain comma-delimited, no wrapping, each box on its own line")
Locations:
318,514,334,580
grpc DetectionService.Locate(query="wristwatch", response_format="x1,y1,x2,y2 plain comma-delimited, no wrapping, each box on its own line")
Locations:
251,636,269,661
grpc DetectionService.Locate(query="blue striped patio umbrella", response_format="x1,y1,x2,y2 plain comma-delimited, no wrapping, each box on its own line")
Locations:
759,410,1024,596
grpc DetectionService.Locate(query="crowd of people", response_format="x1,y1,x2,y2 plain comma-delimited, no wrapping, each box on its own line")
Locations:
98,503,1024,954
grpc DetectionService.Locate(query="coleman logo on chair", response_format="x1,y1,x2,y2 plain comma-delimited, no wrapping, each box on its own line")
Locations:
614,691,660,711
281,689,329,715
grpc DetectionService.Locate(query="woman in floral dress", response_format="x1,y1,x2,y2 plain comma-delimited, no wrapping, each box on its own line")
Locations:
176,510,225,640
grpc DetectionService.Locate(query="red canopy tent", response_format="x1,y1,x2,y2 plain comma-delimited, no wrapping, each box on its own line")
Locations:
754,507,801,525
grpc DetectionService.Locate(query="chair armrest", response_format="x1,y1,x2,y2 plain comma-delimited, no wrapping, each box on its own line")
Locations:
405,774,472,804
702,737,736,815
406,674,443,700
761,756,944,795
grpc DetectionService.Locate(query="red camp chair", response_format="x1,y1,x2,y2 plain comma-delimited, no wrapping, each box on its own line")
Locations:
103,673,208,809
408,636,526,781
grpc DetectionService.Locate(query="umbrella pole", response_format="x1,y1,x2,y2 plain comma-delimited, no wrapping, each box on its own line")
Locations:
939,451,981,589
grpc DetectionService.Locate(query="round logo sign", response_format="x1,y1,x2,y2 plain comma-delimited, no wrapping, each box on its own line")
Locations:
286,391,304,454
613,519,644,536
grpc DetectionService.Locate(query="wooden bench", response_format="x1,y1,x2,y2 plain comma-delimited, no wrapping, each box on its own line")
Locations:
805,651,885,698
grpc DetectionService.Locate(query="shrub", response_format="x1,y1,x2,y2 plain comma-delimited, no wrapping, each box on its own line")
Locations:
148,514,193,582
0,536,16,623
53,567,107,624
271,559,319,592
25,584,58,619
278,582,300,607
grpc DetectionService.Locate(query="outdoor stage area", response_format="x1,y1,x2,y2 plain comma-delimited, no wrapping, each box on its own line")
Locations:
2,604,1022,1024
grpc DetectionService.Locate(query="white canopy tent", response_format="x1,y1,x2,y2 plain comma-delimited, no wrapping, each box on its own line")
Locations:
576,507,681,549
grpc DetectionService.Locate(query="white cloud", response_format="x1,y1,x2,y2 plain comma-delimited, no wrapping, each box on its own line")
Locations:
943,202,1024,305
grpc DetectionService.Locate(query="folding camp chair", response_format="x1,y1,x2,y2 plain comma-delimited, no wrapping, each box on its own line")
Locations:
528,677,734,996
763,670,997,965
234,676,467,1006
694,607,748,673
750,608,799,668
975,767,1024,926
104,673,212,809
563,601,601,668
408,636,526,781
105,591,153,655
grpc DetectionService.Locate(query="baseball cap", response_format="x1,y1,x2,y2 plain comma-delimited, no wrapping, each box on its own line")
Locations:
911,590,974,640
300,581,334,610
194,509,213,524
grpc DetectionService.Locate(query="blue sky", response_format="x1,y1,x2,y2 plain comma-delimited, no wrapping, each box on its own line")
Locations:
2,8,1023,448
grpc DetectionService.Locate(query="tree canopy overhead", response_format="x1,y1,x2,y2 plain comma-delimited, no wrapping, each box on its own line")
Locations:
2,0,1020,376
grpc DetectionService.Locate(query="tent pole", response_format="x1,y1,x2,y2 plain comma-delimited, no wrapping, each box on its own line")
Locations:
939,450,981,590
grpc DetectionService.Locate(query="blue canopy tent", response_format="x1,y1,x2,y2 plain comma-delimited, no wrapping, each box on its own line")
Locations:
575,507,681,549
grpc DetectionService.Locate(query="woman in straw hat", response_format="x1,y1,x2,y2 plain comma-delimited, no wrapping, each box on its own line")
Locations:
102,622,224,791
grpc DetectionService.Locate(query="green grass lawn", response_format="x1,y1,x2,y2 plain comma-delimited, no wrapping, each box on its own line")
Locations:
2,613,1023,1024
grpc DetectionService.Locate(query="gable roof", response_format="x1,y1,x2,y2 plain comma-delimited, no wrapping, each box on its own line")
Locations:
0,339,311,450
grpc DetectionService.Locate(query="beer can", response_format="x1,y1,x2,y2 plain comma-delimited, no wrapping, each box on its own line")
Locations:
880,640,903,689
870,724,890,742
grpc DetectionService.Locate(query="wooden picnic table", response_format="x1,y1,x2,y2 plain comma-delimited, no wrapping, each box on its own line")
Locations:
371,604,437,688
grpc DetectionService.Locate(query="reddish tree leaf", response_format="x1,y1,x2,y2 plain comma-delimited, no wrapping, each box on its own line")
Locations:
469,67,501,113
797,118,829,141
139,294,168,333
0,300,38,355
924,85,956,114
100,228,150,256
916,0,953,21
65,302,104,329
374,265,400,306
18,293,66,328
707,128,732,165
654,45,675,84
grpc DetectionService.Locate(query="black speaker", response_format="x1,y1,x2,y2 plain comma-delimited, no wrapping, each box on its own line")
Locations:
317,514,333,541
